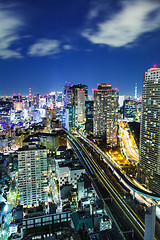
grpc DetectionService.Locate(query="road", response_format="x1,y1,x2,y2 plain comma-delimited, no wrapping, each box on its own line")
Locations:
67,133,146,240
119,121,139,162
76,131,160,199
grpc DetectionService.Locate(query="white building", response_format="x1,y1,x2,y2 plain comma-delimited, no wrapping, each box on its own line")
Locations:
77,90,86,124
138,66,160,194
69,167,85,189
100,216,112,231
58,162,85,189
18,144,48,207
118,95,125,107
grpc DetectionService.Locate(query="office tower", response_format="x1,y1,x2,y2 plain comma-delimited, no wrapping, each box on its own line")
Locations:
29,88,32,101
93,83,119,145
77,90,86,124
12,93,22,111
63,82,73,130
64,82,72,107
135,101,142,122
29,88,32,109
85,100,94,133
63,82,88,129
33,93,40,109
135,83,137,100
138,66,160,194
49,92,56,107
18,144,48,207
56,91,63,107
118,95,125,108
63,105,73,130
71,84,88,128
123,99,136,121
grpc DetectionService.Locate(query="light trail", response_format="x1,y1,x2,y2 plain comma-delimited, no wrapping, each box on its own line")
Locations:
68,132,145,239
119,121,139,162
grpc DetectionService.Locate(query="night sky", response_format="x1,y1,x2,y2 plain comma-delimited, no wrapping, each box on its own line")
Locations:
0,0,160,96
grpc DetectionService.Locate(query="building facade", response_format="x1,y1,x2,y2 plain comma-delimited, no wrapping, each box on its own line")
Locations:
63,83,88,130
85,100,94,133
18,144,48,207
77,90,86,125
93,84,119,145
138,67,160,194
123,99,136,121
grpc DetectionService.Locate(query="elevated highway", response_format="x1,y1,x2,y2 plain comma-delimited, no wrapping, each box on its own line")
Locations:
71,131,160,201
119,121,139,162
66,132,146,240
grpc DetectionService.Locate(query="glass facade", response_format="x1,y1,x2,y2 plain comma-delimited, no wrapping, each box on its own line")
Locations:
93,84,119,145
138,67,160,194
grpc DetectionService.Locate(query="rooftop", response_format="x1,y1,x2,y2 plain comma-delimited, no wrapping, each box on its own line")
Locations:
18,143,46,151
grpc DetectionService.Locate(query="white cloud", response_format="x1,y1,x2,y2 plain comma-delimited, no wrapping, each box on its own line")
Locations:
63,44,72,50
82,0,160,47
87,5,101,20
28,39,60,56
0,5,23,58
87,1,108,20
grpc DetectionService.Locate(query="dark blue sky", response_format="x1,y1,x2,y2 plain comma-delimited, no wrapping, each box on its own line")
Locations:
0,0,160,96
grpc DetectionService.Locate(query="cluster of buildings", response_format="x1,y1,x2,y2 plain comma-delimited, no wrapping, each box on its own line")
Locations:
6,132,114,239
119,97,142,122
0,91,64,152
0,81,142,153
0,65,160,239
63,82,119,145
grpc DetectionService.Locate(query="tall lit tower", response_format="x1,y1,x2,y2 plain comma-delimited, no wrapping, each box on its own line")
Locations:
93,83,119,145
77,89,85,124
29,88,32,101
135,83,137,100
29,88,31,107
138,66,160,194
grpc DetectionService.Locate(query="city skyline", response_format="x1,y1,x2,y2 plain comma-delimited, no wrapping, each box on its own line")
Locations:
0,50,160,238
0,0,160,96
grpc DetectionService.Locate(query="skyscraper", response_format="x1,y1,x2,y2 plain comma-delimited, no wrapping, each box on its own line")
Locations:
85,100,94,133
63,82,73,130
77,89,86,124
56,91,63,107
138,66,160,194
18,143,48,207
64,82,72,107
93,83,119,145
63,83,88,129
71,84,88,128
123,99,136,121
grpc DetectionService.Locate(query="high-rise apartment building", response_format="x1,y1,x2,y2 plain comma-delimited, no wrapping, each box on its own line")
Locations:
63,83,73,130
71,84,88,128
64,82,72,107
93,84,119,145
138,66,160,194
85,100,94,133
63,82,88,129
77,90,86,124
18,144,48,207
